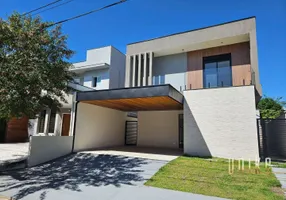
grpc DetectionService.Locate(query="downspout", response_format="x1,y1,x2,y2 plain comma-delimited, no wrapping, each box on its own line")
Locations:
71,101,79,153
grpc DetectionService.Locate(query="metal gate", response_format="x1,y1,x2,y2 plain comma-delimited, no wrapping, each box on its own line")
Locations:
125,121,138,145
257,119,286,160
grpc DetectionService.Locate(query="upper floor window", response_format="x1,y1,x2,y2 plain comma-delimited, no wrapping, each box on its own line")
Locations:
92,76,101,87
48,107,57,133
73,78,80,84
38,110,46,133
203,54,232,88
92,77,97,87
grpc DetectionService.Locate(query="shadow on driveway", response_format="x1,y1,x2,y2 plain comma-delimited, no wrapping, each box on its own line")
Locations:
0,153,150,200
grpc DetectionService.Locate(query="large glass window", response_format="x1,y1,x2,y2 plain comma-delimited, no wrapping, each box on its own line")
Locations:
203,54,232,88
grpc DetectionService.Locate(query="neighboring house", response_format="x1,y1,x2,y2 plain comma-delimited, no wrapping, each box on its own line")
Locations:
72,17,262,160
29,46,126,137
71,46,126,90
0,117,29,143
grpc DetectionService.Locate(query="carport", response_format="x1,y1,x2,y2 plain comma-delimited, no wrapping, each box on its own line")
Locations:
72,84,184,158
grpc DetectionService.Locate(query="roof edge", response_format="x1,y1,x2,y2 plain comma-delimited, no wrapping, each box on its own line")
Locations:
127,16,256,46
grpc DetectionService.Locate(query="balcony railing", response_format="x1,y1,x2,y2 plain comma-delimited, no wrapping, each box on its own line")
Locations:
179,66,256,92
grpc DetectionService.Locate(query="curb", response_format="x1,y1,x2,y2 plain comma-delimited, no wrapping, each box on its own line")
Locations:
0,158,27,172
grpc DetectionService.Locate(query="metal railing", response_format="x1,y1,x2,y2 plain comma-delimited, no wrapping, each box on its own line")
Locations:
179,69,256,92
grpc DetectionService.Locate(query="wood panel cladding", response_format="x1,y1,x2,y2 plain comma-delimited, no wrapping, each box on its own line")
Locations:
61,114,71,136
186,42,251,89
5,117,29,143
82,96,183,111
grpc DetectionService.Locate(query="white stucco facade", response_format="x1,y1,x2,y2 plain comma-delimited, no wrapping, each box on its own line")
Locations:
183,85,259,160
32,46,125,137
82,69,110,90
73,103,126,152
137,110,182,149
28,136,73,166
72,46,126,90
152,53,187,91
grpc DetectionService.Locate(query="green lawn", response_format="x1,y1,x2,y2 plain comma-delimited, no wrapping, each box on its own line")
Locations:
145,156,284,200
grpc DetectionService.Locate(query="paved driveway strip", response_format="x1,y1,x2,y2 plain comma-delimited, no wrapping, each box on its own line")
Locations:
0,152,226,200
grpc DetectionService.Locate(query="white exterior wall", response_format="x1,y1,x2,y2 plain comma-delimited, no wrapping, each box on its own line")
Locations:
74,103,126,152
72,46,125,90
183,86,259,160
82,68,109,90
28,119,38,136
137,110,182,149
28,136,73,166
109,47,126,89
153,53,187,91
86,47,111,65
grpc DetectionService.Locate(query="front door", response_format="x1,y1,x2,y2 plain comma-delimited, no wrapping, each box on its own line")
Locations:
179,114,184,149
61,114,71,136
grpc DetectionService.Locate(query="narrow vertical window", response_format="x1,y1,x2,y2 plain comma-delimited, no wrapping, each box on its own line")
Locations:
48,108,57,133
92,77,98,87
38,110,46,133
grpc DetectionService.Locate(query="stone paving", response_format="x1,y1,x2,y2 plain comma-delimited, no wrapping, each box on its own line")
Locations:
0,143,29,164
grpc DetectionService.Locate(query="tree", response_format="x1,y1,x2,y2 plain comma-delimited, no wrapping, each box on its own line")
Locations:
0,12,74,120
257,97,286,119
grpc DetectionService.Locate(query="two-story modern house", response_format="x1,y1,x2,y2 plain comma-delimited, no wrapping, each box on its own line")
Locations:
29,46,126,137
72,17,261,160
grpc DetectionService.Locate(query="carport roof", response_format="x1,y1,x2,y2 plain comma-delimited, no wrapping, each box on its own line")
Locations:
76,84,183,111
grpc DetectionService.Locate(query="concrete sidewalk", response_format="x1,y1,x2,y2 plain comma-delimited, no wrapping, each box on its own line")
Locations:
0,143,29,164
272,167,286,197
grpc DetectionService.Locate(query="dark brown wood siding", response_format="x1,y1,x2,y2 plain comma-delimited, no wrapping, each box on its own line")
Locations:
186,42,251,89
5,117,29,143
82,96,183,111
61,114,71,136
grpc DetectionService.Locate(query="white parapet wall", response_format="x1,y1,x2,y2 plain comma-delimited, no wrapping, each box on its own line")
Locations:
183,85,259,160
28,136,73,167
73,102,126,152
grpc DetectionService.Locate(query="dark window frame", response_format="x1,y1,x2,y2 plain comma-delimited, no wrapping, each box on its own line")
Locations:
203,53,232,88
48,107,57,133
38,110,46,133
92,77,98,87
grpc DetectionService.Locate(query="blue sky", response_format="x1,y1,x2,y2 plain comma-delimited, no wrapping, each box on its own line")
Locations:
1,0,286,98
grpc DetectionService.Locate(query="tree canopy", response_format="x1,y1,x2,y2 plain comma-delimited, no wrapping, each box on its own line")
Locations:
257,97,285,119
0,12,74,120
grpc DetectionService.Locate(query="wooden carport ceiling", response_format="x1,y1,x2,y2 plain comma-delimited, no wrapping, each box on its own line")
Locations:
77,85,183,111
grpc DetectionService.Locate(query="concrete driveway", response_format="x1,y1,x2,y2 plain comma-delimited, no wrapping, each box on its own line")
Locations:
0,152,226,200
0,143,29,164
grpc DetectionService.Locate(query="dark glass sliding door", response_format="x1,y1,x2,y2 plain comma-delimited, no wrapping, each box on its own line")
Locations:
203,54,232,88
